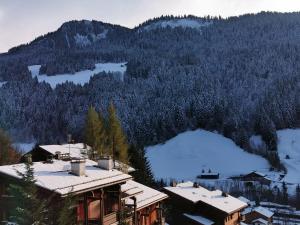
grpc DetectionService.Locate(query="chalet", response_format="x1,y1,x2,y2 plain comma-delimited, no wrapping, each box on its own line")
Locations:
239,172,271,186
164,181,247,225
197,171,220,180
241,206,274,225
0,157,167,225
20,143,90,162
21,143,135,173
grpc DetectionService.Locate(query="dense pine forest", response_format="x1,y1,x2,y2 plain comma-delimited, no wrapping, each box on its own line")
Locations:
0,12,299,156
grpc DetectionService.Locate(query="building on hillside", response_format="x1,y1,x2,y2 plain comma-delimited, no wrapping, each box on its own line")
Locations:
197,171,220,180
0,157,167,225
164,181,247,225
238,172,271,186
21,143,135,173
241,206,274,225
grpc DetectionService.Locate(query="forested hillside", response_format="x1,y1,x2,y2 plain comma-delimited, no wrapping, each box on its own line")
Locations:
0,13,299,153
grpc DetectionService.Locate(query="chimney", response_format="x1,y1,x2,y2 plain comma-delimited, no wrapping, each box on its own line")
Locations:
70,159,86,176
170,180,177,187
98,156,114,170
193,182,199,188
222,192,228,197
25,154,32,164
55,151,62,160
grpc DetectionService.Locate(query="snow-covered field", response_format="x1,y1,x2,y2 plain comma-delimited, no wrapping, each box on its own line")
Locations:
28,62,127,88
146,129,270,181
277,129,300,184
143,19,212,31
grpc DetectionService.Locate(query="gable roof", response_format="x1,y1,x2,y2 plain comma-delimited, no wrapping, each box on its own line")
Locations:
252,218,269,225
0,159,131,196
39,143,89,158
183,213,215,225
38,144,135,172
254,206,274,218
123,180,168,210
164,181,247,214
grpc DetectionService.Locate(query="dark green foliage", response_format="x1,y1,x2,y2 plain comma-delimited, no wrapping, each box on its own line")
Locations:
128,145,155,187
9,161,48,225
57,193,77,225
0,129,21,165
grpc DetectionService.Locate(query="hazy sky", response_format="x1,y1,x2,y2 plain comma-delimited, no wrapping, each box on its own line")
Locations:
1,0,300,52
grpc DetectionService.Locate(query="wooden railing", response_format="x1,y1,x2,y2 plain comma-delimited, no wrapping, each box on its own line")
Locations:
103,212,117,225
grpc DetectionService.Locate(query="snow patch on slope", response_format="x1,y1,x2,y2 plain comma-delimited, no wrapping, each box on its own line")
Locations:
277,129,300,184
28,63,126,88
0,81,7,88
146,129,269,180
143,19,212,31
28,65,42,77
74,30,108,47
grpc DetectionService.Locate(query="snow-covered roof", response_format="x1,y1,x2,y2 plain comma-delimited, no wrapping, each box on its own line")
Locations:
254,206,274,218
241,206,274,218
240,222,249,225
0,159,132,196
252,218,269,225
238,196,251,204
121,180,143,198
246,171,266,177
124,180,168,210
183,213,215,225
164,181,247,214
40,144,89,158
38,144,135,172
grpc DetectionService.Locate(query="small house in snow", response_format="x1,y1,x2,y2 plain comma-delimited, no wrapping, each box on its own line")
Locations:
197,172,220,180
164,181,247,225
242,206,274,225
0,157,167,225
239,172,271,186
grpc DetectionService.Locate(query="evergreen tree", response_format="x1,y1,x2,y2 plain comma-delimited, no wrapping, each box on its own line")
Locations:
282,182,288,204
85,106,107,158
57,192,77,225
128,145,155,187
107,103,128,163
9,158,47,225
0,129,21,165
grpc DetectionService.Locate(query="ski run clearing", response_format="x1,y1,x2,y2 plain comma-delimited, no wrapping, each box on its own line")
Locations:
28,62,127,88
146,129,300,192
143,18,212,31
146,129,270,181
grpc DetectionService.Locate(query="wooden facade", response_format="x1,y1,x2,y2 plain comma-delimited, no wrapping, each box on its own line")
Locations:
243,210,273,225
0,173,165,225
165,189,244,225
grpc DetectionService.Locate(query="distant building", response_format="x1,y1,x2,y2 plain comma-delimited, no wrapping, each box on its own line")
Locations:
197,172,220,180
234,172,271,186
0,157,167,225
241,206,274,225
164,181,247,225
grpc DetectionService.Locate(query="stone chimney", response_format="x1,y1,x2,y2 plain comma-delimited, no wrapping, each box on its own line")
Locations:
70,159,86,176
98,156,114,170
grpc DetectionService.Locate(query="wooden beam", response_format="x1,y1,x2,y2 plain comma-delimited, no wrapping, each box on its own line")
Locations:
132,196,137,225
99,188,104,225
83,193,88,225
